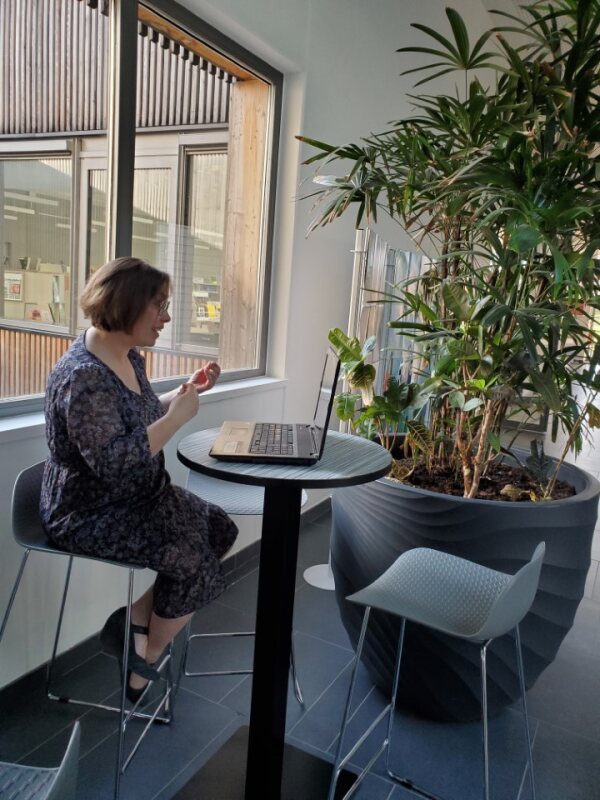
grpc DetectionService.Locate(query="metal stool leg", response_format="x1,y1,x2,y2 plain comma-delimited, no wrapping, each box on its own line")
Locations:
180,624,304,705
515,625,536,800
0,550,31,644
328,607,371,800
114,570,135,800
328,607,401,800
290,636,304,706
480,641,491,800
46,556,74,696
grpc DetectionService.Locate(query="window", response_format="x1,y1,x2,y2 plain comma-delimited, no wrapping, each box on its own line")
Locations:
0,0,282,406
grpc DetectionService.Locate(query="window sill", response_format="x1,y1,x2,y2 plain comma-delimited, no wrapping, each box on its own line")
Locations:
0,377,287,445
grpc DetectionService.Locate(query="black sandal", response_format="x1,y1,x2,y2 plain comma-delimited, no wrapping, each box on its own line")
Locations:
100,606,161,699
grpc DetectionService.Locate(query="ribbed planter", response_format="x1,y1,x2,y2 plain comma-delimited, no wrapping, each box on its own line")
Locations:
331,457,600,722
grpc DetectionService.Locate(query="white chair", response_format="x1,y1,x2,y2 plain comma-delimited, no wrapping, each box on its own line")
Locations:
0,721,80,800
0,463,174,800
329,543,546,800
182,471,304,705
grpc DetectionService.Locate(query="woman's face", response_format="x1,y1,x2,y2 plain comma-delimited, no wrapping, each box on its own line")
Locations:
130,287,171,347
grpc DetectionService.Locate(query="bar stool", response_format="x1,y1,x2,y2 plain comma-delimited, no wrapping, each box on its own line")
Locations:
0,721,80,800
181,470,305,705
0,462,174,800
329,542,546,800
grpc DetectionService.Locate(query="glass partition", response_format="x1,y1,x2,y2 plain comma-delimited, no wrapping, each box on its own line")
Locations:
0,157,72,327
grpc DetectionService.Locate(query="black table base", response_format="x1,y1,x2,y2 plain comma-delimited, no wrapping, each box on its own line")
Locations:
173,726,357,800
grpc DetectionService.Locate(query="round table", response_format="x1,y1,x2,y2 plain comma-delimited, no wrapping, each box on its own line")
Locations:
176,428,391,800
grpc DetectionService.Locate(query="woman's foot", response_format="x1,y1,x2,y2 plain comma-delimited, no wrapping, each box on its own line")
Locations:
100,607,160,702
128,622,151,697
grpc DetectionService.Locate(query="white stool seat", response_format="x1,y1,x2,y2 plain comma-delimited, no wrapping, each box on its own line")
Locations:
187,471,307,515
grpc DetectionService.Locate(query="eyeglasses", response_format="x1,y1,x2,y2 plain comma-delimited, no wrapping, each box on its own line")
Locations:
155,299,170,315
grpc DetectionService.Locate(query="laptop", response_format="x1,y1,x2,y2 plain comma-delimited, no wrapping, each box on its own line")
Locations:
210,350,341,465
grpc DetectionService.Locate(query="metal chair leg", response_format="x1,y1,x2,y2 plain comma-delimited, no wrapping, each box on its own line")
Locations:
115,569,135,800
384,618,406,780
0,550,31,644
328,607,372,800
515,625,536,800
290,636,304,706
180,624,304,704
480,641,491,800
46,556,74,696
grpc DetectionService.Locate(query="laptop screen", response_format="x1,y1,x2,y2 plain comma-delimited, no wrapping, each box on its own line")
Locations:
312,350,341,455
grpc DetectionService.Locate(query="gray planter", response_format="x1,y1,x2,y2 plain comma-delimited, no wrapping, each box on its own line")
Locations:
330,458,600,721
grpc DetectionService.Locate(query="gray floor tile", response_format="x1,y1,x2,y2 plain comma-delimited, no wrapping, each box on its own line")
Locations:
289,659,375,752
335,699,531,800
74,688,240,800
526,646,600,742
529,720,600,800
292,582,353,650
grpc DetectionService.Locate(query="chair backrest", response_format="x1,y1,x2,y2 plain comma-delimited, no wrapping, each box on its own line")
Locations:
11,461,47,549
475,542,546,641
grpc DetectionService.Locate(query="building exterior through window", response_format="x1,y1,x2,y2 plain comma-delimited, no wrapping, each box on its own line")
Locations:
0,0,280,403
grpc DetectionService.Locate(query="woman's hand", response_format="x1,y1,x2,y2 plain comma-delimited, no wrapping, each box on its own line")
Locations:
168,382,200,425
189,361,221,394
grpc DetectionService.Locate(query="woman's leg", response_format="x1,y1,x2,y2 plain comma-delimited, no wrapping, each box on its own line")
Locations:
131,585,154,628
146,611,194,663
128,608,193,692
128,585,155,691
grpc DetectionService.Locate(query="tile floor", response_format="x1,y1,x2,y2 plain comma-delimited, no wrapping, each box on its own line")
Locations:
1,505,599,800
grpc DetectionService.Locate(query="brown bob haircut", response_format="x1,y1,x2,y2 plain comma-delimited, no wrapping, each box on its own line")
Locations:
80,257,170,333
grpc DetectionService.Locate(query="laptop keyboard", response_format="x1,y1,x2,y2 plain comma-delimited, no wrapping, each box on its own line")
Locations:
250,423,295,455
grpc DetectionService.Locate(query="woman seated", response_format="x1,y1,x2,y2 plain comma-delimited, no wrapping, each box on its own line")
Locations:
40,256,238,701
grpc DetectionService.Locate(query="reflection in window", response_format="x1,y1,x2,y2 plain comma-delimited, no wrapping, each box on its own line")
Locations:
183,151,227,351
87,168,171,278
0,158,72,327
87,170,107,276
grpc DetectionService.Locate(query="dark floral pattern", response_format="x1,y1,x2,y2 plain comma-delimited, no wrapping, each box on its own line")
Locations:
41,333,238,618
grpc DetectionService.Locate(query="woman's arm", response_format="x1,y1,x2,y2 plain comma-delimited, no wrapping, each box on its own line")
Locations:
65,367,199,477
148,383,199,455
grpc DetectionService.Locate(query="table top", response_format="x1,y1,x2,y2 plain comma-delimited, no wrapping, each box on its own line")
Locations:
177,428,392,489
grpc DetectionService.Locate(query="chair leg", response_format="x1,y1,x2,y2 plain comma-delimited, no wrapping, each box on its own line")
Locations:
384,617,406,779
0,550,30,644
480,640,491,800
290,636,304,706
114,569,135,800
327,608,371,800
46,556,74,696
515,625,536,800
180,622,304,705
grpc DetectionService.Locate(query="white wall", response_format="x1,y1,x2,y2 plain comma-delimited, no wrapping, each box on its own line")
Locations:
0,0,494,688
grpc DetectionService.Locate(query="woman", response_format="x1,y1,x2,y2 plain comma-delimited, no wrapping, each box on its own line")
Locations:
41,256,238,701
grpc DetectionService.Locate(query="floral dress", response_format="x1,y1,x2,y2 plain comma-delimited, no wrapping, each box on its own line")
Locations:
40,333,238,618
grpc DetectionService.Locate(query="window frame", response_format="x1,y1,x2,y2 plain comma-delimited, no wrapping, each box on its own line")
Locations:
0,0,283,415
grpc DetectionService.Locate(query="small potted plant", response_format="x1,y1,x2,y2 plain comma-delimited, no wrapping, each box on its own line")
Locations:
299,1,600,720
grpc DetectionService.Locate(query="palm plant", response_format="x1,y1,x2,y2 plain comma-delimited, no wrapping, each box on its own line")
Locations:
299,0,600,498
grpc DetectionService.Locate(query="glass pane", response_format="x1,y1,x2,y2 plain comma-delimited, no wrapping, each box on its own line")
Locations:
86,167,171,278
0,158,72,326
131,168,171,266
184,151,227,351
87,170,107,276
